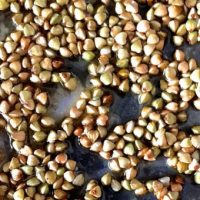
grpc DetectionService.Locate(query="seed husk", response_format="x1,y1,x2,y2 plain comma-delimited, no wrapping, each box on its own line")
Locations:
45,171,57,185
131,39,142,53
118,157,131,169
192,126,200,135
180,90,195,102
73,174,84,186
27,177,41,186
11,131,26,142
173,35,184,46
119,79,129,92
23,24,35,37
21,166,33,175
191,135,200,148
82,51,95,61
39,183,49,195
100,72,112,85
10,3,20,14
0,173,9,184
194,99,200,110
186,19,197,32
121,180,131,191
34,0,47,7
54,189,67,199
89,185,102,198
111,179,122,192
27,155,40,166
190,69,200,83
147,34,159,44
114,32,127,45
29,45,43,57
1,67,13,80
194,172,200,184
33,131,47,142
155,4,168,16
137,20,150,32
0,0,9,10
13,189,24,200
48,37,60,51
103,140,115,152
64,171,75,183
123,143,135,156
138,93,152,104
188,31,198,45
41,116,55,127
101,173,112,186
74,8,86,20
94,12,107,25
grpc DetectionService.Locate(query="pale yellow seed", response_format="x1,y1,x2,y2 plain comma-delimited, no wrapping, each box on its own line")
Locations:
0,0,9,10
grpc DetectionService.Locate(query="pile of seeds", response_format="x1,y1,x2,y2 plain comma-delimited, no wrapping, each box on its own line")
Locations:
0,0,200,199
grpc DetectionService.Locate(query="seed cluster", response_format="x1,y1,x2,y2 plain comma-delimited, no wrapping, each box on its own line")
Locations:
84,180,102,200
0,0,200,199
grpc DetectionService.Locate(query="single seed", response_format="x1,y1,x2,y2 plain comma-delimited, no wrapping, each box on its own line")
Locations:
101,173,112,186
100,72,112,85
27,177,41,186
45,171,57,185
74,8,86,20
29,45,43,57
34,0,47,7
111,179,121,192
115,32,127,45
137,20,150,32
0,0,9,10
13,189,24,200
27,155,40,166
48,37,60,51
73,174,84,186
82,51,95,61
23,24,35,37
194,172,200,184
192,126,200,134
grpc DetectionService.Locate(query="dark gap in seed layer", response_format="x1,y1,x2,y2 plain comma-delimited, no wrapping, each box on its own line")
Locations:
138,3,150,19
136,157,177,181
102,186,156,200
67,137,109,198
108,90,141,130
0,11,15,41
150,76,162,97
179,106,200,133
181,177,200,200
63,56,89,86
68,137,109,179
162,28,176,61
181,43,200,65
0,130,14,168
